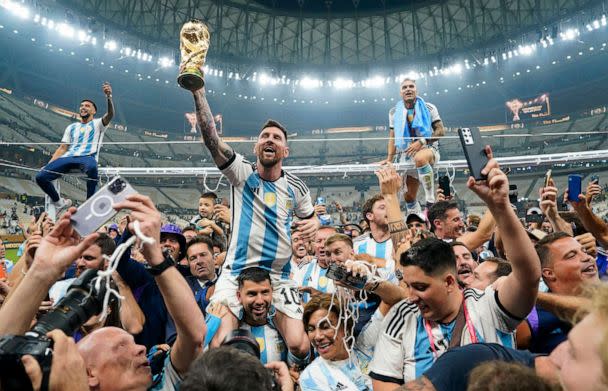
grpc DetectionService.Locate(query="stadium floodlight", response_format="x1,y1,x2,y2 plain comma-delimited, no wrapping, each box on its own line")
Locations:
259,73,271,86
33,14,40,23
300,76,321,89
518,44,536,56
1,1,30,19
123,47,132,56
560,28,580,40
104,40,118,51
593,20,600,29
47,20,55,29
602,15,607,26
158,56,174,68
334,78,354,89
56,23,75,39
363,76,385,88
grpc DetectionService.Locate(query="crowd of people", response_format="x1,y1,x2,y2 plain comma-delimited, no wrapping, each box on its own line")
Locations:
0,77,607,391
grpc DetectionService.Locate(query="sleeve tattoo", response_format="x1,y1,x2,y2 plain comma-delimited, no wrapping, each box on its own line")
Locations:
388,219,408,245
193,90,234,167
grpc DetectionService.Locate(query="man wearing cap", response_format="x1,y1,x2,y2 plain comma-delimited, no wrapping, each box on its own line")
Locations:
108,223,120,242
160,223,186,264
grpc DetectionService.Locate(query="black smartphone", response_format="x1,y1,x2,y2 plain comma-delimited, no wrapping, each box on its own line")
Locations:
509,184,518,205
526,214,544,223
326,263,367,290
438,176,451,198
458,127,489,180
215,197,223,205
591,175,600,185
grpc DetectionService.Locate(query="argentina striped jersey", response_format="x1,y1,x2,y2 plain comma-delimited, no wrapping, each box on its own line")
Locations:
61,118,107,160
220,153,314,278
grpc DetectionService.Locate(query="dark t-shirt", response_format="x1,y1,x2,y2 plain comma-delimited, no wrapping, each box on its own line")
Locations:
527,306,571,354
424,343,537,391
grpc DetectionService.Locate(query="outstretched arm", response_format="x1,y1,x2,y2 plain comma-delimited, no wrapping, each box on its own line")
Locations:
101,82,114,127
468,147,540,319
192,89,234,168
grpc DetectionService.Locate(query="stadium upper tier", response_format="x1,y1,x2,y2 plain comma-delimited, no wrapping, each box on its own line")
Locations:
2,92,608,169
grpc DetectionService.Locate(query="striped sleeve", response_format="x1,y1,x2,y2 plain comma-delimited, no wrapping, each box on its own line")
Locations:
219,153,254,187
286,173,314,219
368,300,415,382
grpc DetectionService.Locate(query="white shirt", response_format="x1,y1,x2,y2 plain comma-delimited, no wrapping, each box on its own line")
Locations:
368,286,520,383
220,153,314,279
353,233,399,284
61,118,107,159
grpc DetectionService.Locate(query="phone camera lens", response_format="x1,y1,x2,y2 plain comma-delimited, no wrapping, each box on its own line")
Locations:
109,179,126,195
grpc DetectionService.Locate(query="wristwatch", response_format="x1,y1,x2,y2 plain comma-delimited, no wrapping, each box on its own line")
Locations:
145,253,175,276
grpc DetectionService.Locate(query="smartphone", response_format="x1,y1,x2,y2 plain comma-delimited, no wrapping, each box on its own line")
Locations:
32,206,44,221
438,176,451,198
70,176,137,237
458,127,489,180
544,170,552,188
568,174,583,202
509,184,518,205
590,175,600,185
526,214,544,223
326,263,367,290
215,197,223,205
316,197,326,206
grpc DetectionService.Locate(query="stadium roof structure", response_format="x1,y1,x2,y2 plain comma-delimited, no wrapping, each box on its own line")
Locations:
57,0,600,69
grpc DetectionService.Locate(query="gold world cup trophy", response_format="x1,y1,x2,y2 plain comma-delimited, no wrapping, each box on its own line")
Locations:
177,19,211,91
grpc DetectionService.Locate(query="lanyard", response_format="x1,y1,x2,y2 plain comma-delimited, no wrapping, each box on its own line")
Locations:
423,295,478,359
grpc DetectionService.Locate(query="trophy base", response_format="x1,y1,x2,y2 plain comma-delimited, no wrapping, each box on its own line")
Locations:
177,72,205,91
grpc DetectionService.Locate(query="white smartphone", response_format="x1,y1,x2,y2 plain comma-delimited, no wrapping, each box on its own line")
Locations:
70,176,137,237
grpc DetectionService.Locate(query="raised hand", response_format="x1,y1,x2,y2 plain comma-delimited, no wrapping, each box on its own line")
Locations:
467,146,509,209
375,163,402,195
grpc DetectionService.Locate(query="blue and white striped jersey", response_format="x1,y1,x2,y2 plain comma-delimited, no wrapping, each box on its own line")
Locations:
61,118,107,159
368,285,520,383
221,153,314,278
292,258,335,303
239,321,287,364
353,233,399,285
299,355,372,391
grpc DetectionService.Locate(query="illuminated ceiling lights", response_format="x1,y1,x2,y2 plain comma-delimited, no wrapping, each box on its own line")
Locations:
362,76,385,88
332,78,354,89
1,0,30,19
299,77,322,89
560,28,580,40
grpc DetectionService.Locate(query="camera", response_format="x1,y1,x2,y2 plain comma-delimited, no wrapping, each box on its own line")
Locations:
0,269,109,391
326,262,367,290
222,329,279,391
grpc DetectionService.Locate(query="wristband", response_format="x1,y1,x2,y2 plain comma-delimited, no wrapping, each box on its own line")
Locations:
145,253,175,276
419,138,427,146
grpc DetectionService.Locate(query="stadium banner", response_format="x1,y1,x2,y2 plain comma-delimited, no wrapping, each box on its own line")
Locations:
33,99,48,109
49,105,79,119
143,130,169,139
542,116,570,125
185,112,222,134
0,88,13,95
505,93,551,122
